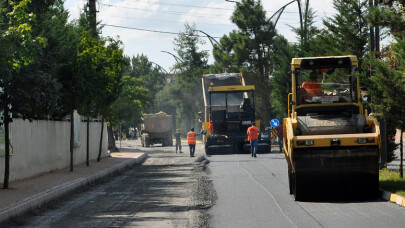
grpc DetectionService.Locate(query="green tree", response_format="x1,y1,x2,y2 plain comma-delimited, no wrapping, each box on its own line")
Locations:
213,0,281,127
366,40,405,177
368,0,405,40
78,36,127,162
0,0,46,189
125,54,166,113
107,75,148,131
319,0,369,64
367,0,405,175
270,37,295,119
170,23,208,132
76,2,104,166
290,6,328,56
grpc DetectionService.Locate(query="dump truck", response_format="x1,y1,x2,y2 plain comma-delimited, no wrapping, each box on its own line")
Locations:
141,112,173,147
283,55,381,200
201,73,270,155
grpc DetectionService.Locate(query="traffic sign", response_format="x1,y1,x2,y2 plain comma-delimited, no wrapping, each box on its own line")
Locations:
270,119,280,128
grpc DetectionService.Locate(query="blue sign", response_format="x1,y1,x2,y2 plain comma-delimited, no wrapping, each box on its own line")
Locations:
270,119,280,128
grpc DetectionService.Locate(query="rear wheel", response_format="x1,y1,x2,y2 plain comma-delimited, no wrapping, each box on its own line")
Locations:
144,136,150,147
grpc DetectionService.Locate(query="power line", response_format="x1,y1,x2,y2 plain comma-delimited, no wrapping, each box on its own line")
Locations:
100,3,231,19
120,0,235,11
100,3,301,20
100,14,236,27
102,24,222,38
106,0,301,14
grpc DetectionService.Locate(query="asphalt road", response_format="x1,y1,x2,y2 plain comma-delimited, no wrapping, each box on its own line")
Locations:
7,140,405,228
208,153,405,228
6,140,214,228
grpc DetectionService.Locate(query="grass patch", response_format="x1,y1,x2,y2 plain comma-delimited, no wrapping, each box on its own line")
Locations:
380,169,405,197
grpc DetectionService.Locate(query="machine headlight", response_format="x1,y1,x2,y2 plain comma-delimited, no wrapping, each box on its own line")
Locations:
357,138,375,144
297,140,314,146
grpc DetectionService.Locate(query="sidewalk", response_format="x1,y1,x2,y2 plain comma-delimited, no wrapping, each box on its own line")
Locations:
0,152,147,224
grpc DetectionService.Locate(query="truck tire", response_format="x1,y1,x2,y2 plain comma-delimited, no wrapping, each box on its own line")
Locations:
168,137,173,146
144,135,150,147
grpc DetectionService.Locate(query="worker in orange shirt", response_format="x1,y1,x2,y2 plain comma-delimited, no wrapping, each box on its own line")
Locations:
302,71,322,96
247,122,259,157
187,128,202,157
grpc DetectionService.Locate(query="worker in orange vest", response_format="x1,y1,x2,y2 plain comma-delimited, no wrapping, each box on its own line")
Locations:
247,122,259,157
187,128,202,157
302,71,322,96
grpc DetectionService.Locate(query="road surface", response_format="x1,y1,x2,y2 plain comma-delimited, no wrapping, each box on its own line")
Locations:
6,140,214,227
6,140,405,227
208,152,405,228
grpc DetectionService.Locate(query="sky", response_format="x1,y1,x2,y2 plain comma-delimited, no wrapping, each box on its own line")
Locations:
64,0,335,72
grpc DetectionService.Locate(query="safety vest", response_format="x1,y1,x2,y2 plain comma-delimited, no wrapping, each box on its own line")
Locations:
302,79,322,96
247,126,259,141
187,131,196,145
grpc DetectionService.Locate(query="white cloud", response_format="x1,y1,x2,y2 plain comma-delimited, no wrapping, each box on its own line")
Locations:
64,0,86,21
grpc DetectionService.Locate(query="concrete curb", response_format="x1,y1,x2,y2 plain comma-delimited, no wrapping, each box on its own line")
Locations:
381,189,405,207
0,153,148,224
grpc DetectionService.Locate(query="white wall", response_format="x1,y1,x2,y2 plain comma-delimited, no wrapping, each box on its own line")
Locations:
0,118,108,184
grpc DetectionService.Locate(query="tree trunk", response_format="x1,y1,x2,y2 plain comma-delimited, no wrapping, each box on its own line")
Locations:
3,108,10,189
97,116,104,162
70,111,74,172
400,128,403,178
107,124,118,152
86,116,90,166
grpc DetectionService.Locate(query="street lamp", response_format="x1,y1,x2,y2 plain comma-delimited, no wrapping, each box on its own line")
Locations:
195,30,220,47
225,0,307,45
150,61,170,74
269,0,297,28
161,50,182,64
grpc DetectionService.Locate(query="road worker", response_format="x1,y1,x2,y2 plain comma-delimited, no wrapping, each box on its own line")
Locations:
187,128,201,157
175,129,182,153
247,122,259,157
302,71,322,96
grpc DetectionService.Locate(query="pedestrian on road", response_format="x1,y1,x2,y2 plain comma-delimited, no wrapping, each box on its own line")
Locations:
247,122,259,157
187,128,201,157
175,129,182,153
275,123,283,153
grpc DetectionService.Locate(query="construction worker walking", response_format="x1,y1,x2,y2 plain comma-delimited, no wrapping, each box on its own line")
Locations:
175,129,182,153
247,122,259,157
187,128,201,157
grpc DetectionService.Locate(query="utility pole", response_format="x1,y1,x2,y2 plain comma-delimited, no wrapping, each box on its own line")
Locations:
88,0,97,38
369,0,380,56
86,0,97,166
